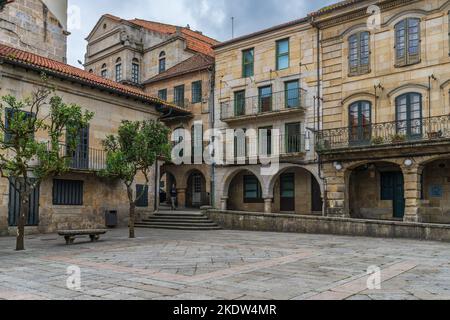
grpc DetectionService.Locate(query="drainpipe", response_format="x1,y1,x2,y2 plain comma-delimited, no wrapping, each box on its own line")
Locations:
428,74,436,133
208,65,216,208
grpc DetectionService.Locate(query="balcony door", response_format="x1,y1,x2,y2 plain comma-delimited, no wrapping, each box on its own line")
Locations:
349,101,371,145
67,126,89,170
396,93,422,139
259,86,272,113
285,122,302,153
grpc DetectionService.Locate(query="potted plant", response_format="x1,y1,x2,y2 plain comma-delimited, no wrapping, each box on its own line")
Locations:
427,130,443,139
390,133,407,143
371,136,384,145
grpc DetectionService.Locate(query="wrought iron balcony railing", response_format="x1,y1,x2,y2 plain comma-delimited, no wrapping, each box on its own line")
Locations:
53,144,107,171
220,88,307,121
316,115,450,152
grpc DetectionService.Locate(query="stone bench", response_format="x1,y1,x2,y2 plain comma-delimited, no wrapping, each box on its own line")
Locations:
58,229,107,245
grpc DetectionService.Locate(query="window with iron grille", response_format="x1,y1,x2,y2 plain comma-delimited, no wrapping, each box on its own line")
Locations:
395,18,421,67
242,48,254,78
348,31,370,76
158,89,167,101
191,81,202,103
136,184,149,207
52,179,84,206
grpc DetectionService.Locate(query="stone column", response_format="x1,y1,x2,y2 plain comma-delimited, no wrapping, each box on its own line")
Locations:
264,198,273,214
177,188,187,209
403,165,422,223
220,197,228,211
323,163,348,217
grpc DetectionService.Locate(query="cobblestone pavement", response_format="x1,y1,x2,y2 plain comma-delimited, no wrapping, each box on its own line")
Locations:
0,228,449,300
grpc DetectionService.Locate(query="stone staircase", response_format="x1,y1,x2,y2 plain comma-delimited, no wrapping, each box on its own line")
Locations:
136,205,221,231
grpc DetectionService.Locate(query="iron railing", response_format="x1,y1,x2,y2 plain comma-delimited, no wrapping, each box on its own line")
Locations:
51,144,107,171
316,115,450,152
220,88,307,121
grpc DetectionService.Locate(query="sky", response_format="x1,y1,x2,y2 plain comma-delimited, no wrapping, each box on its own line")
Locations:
67,0,336,67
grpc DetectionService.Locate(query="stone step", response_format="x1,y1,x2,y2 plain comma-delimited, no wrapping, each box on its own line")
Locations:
150,215,208,220
137,221,219,227
143,218,211,223
135,224,222,231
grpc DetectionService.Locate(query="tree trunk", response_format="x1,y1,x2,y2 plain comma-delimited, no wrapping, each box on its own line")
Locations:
16,192,29,251
127,186,136,239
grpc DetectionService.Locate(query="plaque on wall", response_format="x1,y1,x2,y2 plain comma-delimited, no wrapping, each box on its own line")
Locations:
430,185,443,198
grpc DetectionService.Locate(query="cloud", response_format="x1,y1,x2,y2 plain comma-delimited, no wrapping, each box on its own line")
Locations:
67,0,335,66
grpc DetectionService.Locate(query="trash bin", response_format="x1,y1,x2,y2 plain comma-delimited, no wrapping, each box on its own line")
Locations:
105,210,118,228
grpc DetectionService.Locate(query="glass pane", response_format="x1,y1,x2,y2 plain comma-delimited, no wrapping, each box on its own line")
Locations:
259,86,272,112
396,21,406,58
278,55,289,70
349,35,359,67
277,40,289,55
360,32,370,65
285,81,299,108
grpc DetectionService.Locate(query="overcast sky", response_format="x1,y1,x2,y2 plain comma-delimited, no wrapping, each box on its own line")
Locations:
67,0,336,67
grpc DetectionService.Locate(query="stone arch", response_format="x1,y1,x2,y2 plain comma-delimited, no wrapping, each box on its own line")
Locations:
266,164,323,198
185,169,208,208
341,94,375,127
222,167,265,199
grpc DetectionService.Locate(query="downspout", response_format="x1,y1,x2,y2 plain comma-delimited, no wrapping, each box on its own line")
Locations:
312,17,326,216
208,65,216,208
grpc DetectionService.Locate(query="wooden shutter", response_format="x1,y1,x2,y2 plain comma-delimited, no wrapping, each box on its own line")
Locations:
407,18,421,65
359,32,370,74
348,34,359,76
8,178,40,226
395,20,407,66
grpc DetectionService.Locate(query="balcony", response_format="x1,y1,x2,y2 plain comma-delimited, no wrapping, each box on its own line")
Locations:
220,88,306,123
316,115,450,153
54,144,107,172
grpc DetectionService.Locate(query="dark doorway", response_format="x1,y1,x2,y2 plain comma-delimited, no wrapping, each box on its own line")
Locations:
8,179,40,226
311,174,323,212
280,173,295,212
381,172,405,219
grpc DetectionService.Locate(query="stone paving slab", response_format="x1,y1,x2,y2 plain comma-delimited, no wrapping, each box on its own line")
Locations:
0,228,450,300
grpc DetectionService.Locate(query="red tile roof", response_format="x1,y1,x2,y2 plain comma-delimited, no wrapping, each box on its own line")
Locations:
0,44,189,113
103,16,219,57
144,54,214,84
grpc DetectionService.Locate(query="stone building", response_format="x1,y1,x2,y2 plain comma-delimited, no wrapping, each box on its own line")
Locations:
84,14,218,209
213,19,324,215
313,0,450,224
0,0,69,63
0,1,187,235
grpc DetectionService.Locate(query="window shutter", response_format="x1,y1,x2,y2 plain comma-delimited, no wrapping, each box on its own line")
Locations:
395,21,407,66
348,34,359,76
359,32,370,74
407,18,421,65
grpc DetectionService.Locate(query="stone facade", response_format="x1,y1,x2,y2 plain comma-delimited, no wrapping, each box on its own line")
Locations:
0,61,160,236
213,18,324,215
314,0,450,224
0,0,68,62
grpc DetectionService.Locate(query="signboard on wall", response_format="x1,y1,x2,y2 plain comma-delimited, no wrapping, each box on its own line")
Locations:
430,185,443,198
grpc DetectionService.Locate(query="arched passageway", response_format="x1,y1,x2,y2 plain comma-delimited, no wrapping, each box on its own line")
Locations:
186,170,209,208
348,162,404,220
227,169,265,212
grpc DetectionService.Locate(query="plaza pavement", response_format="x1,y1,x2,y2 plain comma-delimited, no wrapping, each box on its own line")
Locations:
0,227,449,300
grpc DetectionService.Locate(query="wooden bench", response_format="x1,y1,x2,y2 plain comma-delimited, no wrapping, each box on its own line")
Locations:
58,229,107,245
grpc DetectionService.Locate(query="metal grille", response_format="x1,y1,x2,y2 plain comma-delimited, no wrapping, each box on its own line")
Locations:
52,179,84,206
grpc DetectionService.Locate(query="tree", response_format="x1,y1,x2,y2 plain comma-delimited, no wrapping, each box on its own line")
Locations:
101,120,170,239
0,79,94,251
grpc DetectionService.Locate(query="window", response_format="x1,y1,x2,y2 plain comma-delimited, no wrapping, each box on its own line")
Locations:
52,179,83,206
131,58,140,84
259,126,272,156
285,122,302,153
395,18,421,66
191,81,202,104
234,129,247,160
348,31,370,76
173,127,185,158
115,58,122,82
242,48,254,77
396,93,422,139
243,175,263,203
159,51,166,73
349,101,371,145
158,89,167,101
101,63,107,78
66,126,89,170
276,38,289,70
285,80,300,108
258,86,272,113
136,184,149,207
4,108,34,143
174,85,185,107
234,90,246,116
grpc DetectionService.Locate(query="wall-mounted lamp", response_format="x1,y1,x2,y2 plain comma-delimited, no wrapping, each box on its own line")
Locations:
333,161,343,171
404,159,414,167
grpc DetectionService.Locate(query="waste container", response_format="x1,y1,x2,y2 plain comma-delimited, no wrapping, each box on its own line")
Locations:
105,210,118,228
